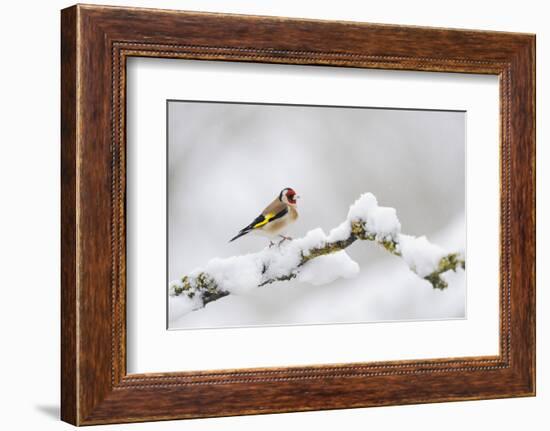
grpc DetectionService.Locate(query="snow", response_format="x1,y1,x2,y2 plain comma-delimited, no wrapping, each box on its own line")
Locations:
169,212,466,329
325,193,401,243
258,242,302,282
345,193,447,277
168,230,320,299
168,192,462,325
169,292,204,317
294,228,328,253
326,221,351,242
170,227,358,297
397,234,447,277
192,254,263,294
347,193,401,241
297,251,359,286
171,226,361,296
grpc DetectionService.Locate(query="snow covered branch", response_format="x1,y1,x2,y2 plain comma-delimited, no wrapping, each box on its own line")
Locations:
169,193,465,315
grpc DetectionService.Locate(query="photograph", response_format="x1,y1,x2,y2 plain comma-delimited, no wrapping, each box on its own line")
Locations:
167,100,466,329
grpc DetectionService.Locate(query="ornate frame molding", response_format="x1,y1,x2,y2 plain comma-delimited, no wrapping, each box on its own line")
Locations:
61,5,535,425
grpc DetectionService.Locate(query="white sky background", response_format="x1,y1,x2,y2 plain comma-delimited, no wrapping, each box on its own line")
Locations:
168,102,465,329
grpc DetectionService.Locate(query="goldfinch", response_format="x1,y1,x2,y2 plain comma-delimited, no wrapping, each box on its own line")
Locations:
229,188,300,244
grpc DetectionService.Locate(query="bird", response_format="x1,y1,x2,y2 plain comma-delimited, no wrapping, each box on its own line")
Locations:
229,188,300,245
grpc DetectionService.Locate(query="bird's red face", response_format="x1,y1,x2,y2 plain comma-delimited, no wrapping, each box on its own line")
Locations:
282,188,299,205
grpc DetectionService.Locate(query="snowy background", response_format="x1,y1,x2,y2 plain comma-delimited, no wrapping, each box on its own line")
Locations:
168,101,466,329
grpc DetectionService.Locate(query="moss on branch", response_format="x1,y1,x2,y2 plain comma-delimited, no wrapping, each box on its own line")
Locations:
171,273,229,308
170,218,465,312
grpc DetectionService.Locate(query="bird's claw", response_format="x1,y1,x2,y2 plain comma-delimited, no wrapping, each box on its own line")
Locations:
277,235,293,246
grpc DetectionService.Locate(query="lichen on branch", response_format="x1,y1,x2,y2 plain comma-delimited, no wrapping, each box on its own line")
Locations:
169,193,465,315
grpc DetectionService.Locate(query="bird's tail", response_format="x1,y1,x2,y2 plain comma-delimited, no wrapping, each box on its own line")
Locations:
229,229,251,242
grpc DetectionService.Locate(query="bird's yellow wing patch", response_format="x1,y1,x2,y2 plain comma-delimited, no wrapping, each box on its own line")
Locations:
253,213,275,228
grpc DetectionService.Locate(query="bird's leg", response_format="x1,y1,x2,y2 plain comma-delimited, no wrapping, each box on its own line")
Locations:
268,240,276,248
277,235,293,246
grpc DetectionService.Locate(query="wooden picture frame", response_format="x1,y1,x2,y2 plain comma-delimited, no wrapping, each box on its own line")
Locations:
61,4,535,425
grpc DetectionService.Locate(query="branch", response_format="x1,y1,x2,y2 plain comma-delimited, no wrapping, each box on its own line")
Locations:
169,193,465,315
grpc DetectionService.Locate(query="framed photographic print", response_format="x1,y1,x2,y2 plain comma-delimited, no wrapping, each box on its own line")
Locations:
61,4,535,425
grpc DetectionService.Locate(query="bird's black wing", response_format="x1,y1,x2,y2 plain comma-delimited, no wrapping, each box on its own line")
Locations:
229,207,288,242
